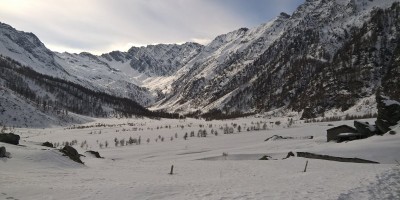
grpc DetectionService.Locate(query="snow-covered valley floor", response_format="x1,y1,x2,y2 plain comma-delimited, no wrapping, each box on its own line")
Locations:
1,117,399,200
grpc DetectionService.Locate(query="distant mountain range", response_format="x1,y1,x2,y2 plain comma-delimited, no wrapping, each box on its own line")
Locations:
1,0,399,126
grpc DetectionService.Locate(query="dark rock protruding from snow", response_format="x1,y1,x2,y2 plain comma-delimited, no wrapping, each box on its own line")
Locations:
265,135,313,141
60,146,83,164
259,155,271,160
0,133,20,145
285,151,295,159
0,146,6,157
279,12,291,19
42,142,54,148
86,150,103,159
375,94,400,133
265,135,287,141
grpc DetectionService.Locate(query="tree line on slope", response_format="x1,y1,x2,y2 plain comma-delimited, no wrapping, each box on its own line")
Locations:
0,55,178,119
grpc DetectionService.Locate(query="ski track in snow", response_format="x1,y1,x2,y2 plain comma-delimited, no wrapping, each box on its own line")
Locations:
338,168,400,200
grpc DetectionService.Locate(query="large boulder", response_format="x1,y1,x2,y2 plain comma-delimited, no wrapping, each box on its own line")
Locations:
375,94,400,134
0,146,6,157
42,142,54,148
0,133,20,145
284,151,295,159
60,146,83,164
354,121,378,137
259,155,271,160
85,150,103,159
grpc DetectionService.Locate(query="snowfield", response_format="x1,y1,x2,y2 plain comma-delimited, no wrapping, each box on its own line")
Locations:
1,117,399,200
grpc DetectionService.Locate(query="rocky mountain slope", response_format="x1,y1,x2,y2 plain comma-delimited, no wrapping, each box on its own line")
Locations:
102,42,203,76
155,0,400,117
1,0,400,126
0,22,155,106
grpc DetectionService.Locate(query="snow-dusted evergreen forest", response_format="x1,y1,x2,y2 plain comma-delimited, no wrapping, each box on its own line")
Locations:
0,0,399,199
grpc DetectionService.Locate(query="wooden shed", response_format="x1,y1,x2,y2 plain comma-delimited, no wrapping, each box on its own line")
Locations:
326,125,358,142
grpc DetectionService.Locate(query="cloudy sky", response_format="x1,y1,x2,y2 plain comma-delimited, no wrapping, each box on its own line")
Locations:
0,0,304,55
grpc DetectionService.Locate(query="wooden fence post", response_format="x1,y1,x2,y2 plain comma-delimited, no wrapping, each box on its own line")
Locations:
303,160,308,172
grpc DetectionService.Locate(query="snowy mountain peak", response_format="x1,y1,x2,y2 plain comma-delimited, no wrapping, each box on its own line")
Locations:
1,0,400,126
100,42,204,76
153,0,400,115
0,21,62,74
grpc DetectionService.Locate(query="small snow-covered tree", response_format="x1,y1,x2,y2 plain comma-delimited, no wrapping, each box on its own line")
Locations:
202,129,207,137
223,126,229,134
129,137,134,145
114,138,119,147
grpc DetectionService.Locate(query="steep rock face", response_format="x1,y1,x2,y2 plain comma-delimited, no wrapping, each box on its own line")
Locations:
155,13,291,112
126,43,203,76
100,42,203,76
246,0,400,114
0,22,65,75
381,3,400,101
155,0,400,115
53,42,204,105
54,52,154,106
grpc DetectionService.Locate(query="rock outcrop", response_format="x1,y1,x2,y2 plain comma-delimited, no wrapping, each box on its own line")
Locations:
85,150,103,159
60,146,83,164
0,133,20,145
42,142,54,148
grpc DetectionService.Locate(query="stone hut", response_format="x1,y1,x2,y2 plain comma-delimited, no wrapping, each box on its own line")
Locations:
326,125,358,142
